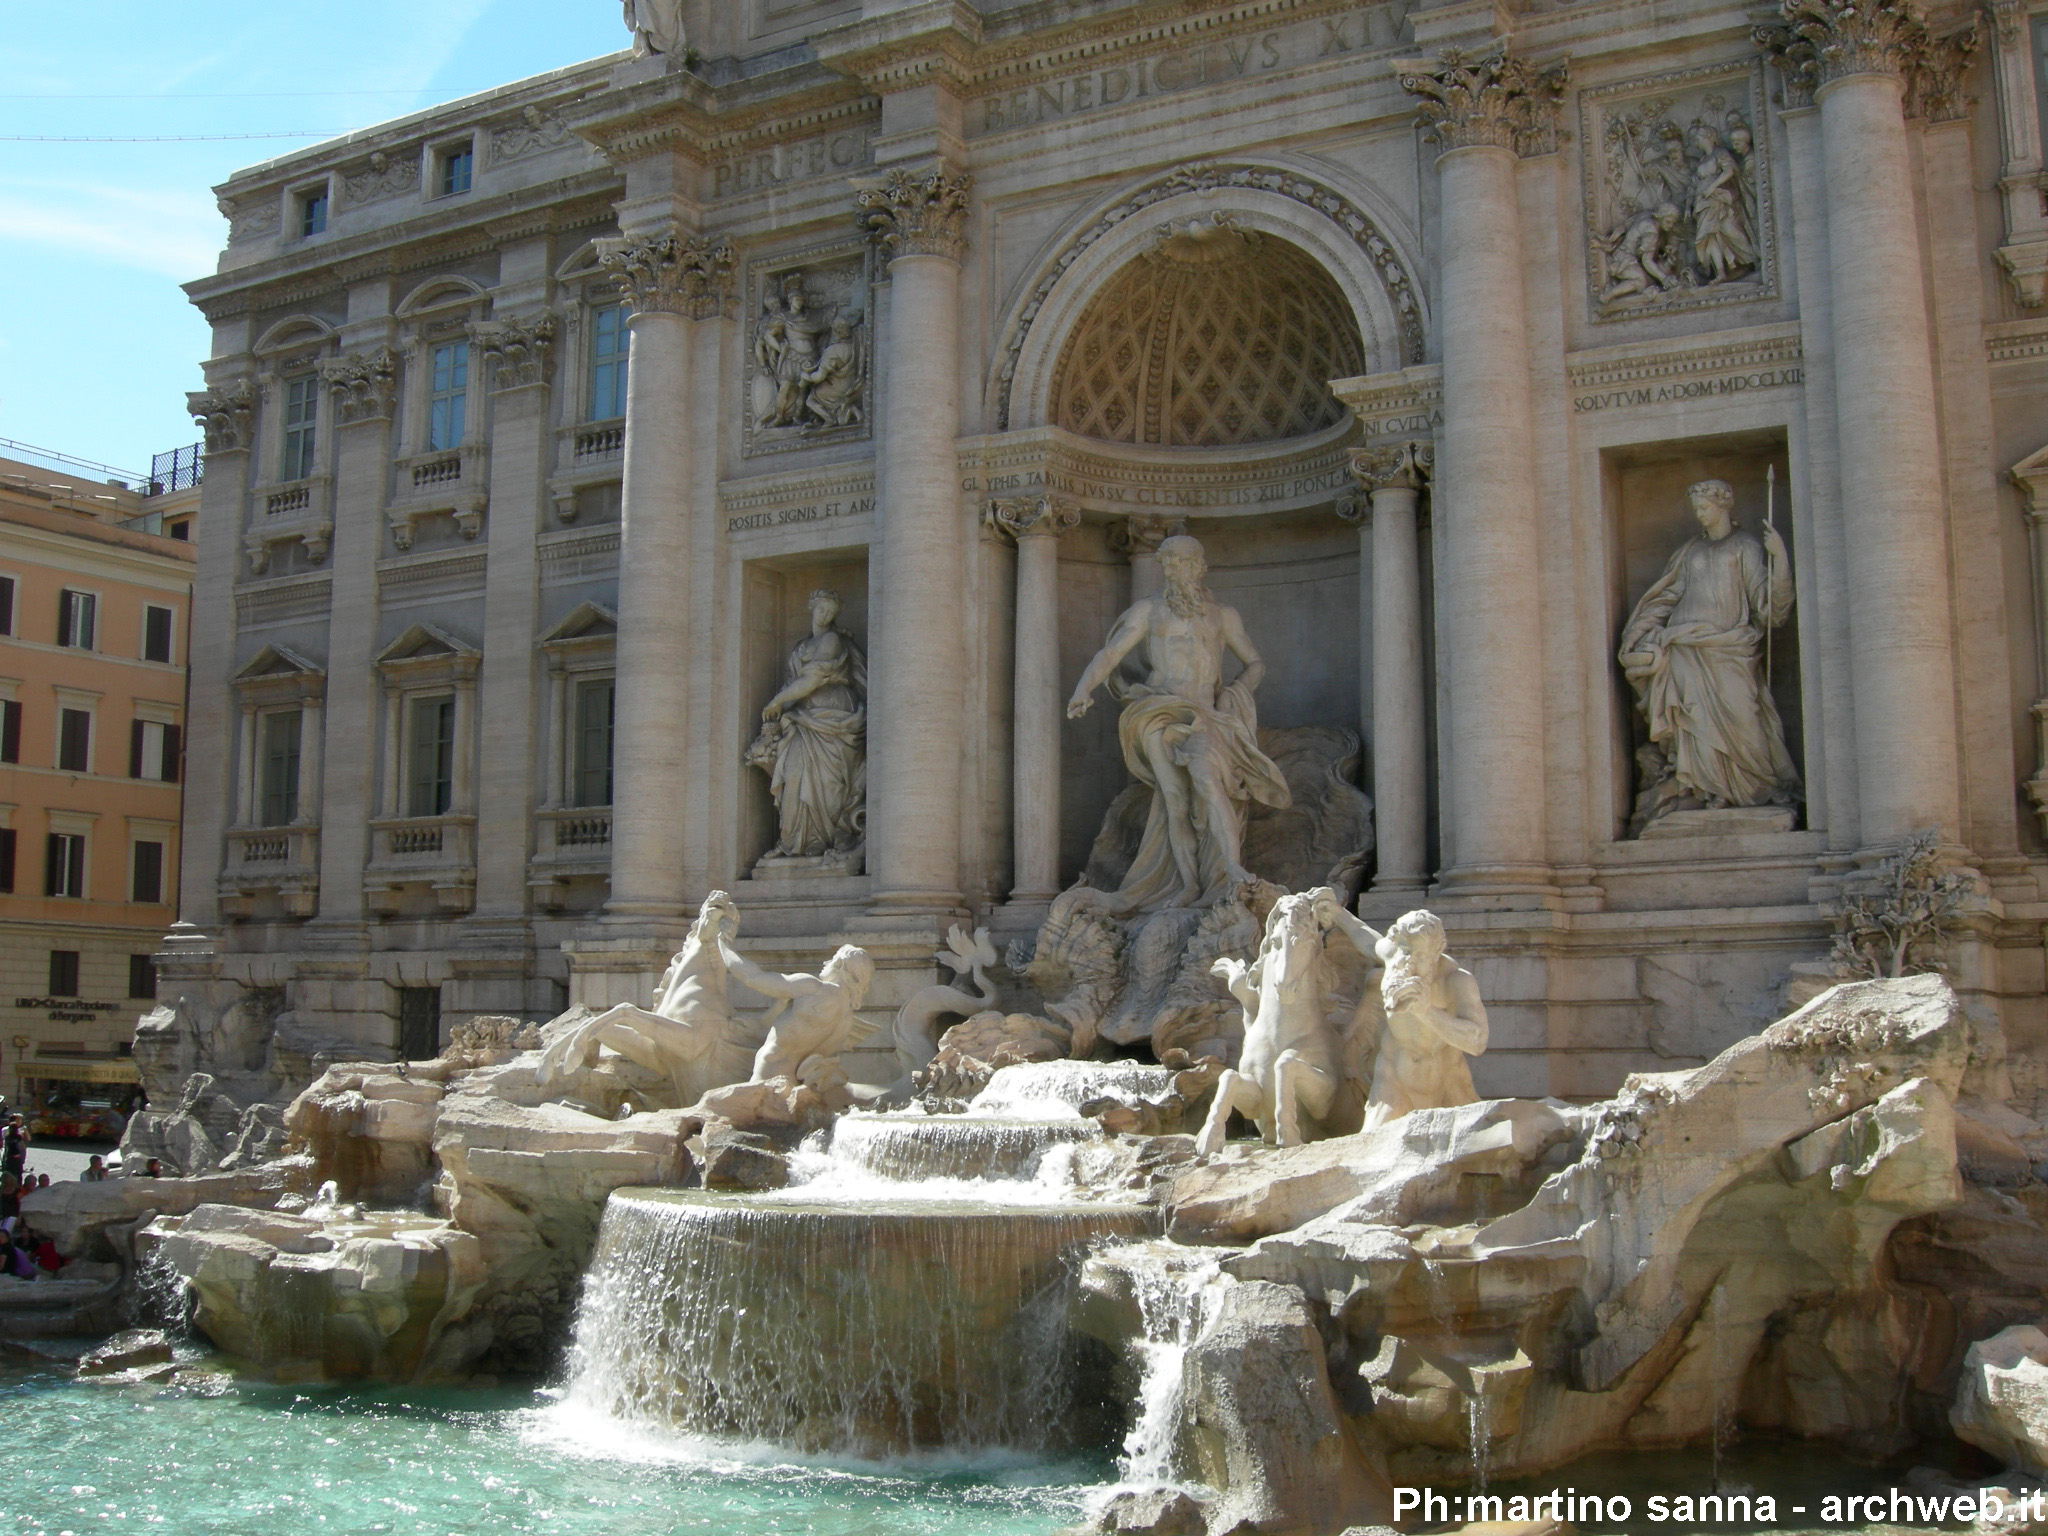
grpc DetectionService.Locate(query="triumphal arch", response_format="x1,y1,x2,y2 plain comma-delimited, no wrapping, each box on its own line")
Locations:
168,0,2048,1099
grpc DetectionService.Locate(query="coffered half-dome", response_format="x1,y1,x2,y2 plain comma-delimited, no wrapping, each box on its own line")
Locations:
1048,218,1365,448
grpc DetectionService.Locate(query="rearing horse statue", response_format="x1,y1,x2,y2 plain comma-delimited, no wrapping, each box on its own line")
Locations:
1195,886,1374,1153
536,890,758,1105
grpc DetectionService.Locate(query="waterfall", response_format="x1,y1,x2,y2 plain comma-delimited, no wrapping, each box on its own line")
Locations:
1102,1243,1228,1493
563,1190,1156,1456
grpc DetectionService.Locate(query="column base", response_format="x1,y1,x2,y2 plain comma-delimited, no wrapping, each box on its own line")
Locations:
862,888,969,924
1428,863,1564,910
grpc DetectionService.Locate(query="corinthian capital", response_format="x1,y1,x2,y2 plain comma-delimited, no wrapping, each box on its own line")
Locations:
187,380,255,456
987,494,1080,542
1350,440,1435,495
1906,23,1979,121
597,232,736,319
320,348,398,425
1400,48,1570,156
857,166,973,261
472,313,557,391
1765,0,1931,85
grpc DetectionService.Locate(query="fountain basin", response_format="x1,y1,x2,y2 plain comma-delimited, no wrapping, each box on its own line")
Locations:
824,1112,1103,1182
565,1188,1160,1456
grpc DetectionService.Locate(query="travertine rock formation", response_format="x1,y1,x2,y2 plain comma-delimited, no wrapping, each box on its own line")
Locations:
1954,1324,2048,1476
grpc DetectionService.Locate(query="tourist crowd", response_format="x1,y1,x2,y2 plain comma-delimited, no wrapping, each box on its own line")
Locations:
0,1109,153,1281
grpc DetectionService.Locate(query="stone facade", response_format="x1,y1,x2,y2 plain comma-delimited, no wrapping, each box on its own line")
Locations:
172,0,2048,1097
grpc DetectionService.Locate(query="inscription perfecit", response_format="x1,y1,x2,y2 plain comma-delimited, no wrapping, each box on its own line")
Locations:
713,128,873,198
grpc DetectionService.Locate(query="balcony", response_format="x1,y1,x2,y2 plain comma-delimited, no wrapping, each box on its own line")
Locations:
365,813,476,914
243,474,333,573
389,446,488,548
547,420,624,525
528,806,611,909
219,825,321,918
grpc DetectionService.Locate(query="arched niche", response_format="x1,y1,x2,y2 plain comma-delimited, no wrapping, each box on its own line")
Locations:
995,161,1426,435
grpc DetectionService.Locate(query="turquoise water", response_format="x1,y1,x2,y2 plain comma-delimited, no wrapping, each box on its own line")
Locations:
1,1361,1110,1536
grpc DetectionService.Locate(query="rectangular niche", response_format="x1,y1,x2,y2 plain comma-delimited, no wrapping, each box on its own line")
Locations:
739,547,870,876
741,239,874,459
1604,431,1802,841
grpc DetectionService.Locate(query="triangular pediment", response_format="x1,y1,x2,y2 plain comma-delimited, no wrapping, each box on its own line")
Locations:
375,621,477,666
233,643,324,681
538,601,618,646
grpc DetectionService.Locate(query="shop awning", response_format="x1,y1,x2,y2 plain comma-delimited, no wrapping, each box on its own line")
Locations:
19,1059,140,1085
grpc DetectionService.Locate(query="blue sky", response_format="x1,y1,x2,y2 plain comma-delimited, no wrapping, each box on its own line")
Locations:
1,2,625,483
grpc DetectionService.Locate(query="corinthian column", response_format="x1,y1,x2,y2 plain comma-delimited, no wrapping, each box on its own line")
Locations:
1400,49,1566,894
178,381,256,928
1760,0,1963,846
1349,441,1434,894
856,166,973,914
597,231,733,923
989,494,1079,905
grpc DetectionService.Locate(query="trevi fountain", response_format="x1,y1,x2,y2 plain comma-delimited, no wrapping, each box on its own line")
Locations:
17,0,2048,1532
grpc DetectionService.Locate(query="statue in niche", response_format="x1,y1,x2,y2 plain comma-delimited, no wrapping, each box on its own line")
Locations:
745,589,867,866
620,0,686,58
1066,533,1291,915
1593,89,1763,311
1619,478,1799,835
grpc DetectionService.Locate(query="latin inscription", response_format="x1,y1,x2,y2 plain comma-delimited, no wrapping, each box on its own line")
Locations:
727,495,876,534
1572,367,1803,414
713,128,873,199
1359,410,1441,439
976,9,1391,135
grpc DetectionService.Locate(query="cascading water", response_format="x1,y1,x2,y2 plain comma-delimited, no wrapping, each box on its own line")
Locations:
1106,1243,1227,1492
560,1061,1170,1458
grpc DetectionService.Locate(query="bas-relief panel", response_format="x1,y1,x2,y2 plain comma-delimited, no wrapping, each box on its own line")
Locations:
1581,61,1777,321
741,242,873,460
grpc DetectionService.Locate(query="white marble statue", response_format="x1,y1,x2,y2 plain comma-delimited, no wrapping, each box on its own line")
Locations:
1066,534,1290,914
1195,887,1375,1152
892,925,1000,1077
1618,478,1798,832
620,0,686,57
536,891,755,1103
714,937,879,1082
745,589,867,861
800,316,865,429
1362,908,1487,1130
1687,125,1756,285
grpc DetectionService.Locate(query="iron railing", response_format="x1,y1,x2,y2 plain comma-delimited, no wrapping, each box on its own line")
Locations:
146,442,204,496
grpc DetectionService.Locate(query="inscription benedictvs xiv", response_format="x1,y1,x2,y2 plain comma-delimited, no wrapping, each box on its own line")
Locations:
974,9,1401,135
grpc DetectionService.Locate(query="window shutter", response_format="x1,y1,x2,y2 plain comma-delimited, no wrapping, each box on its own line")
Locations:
79,592,95,650
0,828,14,893
44,833,62,896
164,723,182,782
0,575,13,635
0,700,17,764
130,720,146,778
56,589,72,646
68,835,85,897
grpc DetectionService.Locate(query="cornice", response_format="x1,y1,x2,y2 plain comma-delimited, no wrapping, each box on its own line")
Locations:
185,184,621,320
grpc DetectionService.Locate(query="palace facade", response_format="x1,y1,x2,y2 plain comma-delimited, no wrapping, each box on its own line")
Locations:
172,0,2048,1095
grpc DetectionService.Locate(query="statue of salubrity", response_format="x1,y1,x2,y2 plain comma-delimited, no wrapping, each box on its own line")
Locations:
1618,477,1799,835
620,0,686,57
1063,533,1490,1147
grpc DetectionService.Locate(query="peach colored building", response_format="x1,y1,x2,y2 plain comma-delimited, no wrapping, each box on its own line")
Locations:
0,455,194,1131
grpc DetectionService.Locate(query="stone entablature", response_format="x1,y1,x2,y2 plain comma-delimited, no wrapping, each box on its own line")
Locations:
1565,325,1805,416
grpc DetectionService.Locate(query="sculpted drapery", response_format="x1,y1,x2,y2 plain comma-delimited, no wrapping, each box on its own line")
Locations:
1619,479,1798,828
747,591,867,859
1068,534,1290,912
